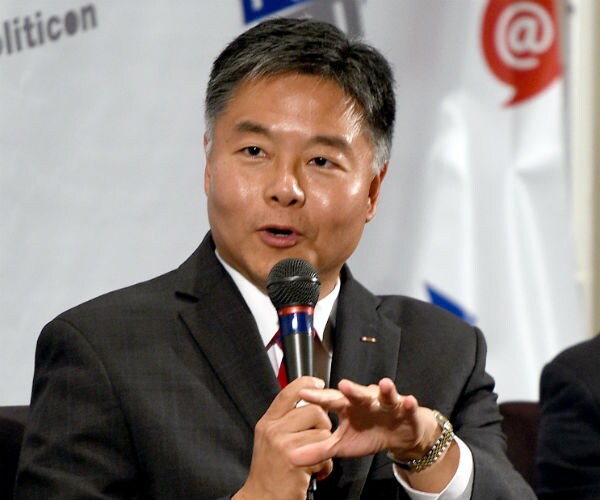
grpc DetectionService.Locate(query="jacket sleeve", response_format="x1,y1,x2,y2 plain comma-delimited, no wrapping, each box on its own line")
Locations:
15,317,242,500
453,327,536,499
14,318,142,499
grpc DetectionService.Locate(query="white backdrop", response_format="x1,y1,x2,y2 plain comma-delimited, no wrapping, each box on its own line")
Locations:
1,0,585,405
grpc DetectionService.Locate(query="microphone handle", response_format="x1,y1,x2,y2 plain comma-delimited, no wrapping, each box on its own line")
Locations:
307,475,317,499
280,333,318,499
281,333,314,380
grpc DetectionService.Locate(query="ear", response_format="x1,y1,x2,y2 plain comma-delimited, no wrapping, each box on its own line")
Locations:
366,162,388,222
203,133,211,195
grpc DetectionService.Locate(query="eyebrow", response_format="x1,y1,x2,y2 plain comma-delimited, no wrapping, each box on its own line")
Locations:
234,120,352,154
308,134,351,154
234,120,272,137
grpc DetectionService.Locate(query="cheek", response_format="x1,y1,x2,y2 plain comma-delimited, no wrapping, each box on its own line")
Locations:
315,183,371,230
209,167,254,210
341,179,373,213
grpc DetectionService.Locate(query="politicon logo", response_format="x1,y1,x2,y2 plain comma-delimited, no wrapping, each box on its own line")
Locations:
0,4,97,57
482,0,561,106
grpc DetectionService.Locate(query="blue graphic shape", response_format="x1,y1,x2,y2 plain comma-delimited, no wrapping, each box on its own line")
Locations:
241,0,314,23
426,284,476,325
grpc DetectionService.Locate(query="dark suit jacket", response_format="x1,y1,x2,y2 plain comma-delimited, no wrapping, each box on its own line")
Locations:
536,334,600,500
0,407,27,500
15,233,534,499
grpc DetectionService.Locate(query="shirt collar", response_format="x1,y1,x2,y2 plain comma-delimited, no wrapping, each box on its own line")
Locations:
215,251,340,347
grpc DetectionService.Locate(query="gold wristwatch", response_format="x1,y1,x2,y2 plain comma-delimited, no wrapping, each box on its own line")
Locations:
386,410,455,472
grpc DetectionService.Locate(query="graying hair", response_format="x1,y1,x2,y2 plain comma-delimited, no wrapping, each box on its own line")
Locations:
204,17,395,173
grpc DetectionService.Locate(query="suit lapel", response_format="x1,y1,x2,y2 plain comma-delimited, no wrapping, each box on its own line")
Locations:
324,267,403,493
176,235,279,432
330,267,402,389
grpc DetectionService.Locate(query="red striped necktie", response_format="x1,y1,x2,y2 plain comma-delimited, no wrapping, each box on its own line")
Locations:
277,352,288,388
268,330,288,388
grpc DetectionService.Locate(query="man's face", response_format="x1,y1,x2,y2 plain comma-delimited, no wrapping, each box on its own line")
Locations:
204,73,387,296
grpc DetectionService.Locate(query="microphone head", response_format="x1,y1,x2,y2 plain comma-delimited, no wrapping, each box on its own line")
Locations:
266,258,321,309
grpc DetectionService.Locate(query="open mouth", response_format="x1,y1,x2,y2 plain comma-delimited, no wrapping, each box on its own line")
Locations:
261,226,298,247
267,227,294,237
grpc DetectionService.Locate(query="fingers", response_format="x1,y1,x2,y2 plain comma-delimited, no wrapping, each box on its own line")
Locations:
266,376,325,419
337,378,379,406
247,379,334,497
300,450,336,477
377,377,401,411
255,376,333,452
377,378,419,416
297,387,348,412
253,376,332,465
289,377,437,466
301,378,420,417
256,400,332,443
290,433,339,467
337,378,406,414
242,377,333,498
400,394,419,412
315,458,334,481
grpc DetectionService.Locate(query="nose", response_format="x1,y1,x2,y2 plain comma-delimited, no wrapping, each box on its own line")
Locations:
265,159,305,207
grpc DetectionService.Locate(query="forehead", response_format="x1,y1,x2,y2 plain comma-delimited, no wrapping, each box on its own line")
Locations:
233,73,360,113
218,73,367,137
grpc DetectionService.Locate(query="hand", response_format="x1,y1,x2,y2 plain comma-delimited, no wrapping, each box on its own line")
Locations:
234,377,333,500
293,378,439,465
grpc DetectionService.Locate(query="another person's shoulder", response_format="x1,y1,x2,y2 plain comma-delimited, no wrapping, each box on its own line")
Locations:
542,334,600,389
548,334,600,368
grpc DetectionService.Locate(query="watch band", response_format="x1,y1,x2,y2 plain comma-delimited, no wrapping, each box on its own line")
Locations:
386,410,455,472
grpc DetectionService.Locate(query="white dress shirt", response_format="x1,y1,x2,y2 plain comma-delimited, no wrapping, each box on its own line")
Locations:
216,253,473,499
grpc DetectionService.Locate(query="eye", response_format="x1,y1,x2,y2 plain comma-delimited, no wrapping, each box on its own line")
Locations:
311,156,331,168
243,146,263,157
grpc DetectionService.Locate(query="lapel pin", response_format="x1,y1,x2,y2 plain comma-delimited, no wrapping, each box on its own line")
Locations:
360,336,377,343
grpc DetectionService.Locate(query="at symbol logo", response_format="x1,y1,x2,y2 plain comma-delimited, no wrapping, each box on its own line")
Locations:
482,0,561,106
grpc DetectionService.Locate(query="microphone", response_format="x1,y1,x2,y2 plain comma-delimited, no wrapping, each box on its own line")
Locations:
266,257,321,500
266,258,320,380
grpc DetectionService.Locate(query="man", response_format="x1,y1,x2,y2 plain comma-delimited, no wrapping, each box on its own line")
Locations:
15,18,535,499
536,334,600,499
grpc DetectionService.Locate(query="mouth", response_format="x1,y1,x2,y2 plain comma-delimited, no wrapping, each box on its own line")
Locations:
260,226,299,247
266,227,293,237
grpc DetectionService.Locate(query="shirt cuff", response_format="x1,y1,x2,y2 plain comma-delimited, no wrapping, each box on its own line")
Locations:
393,436,474,500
